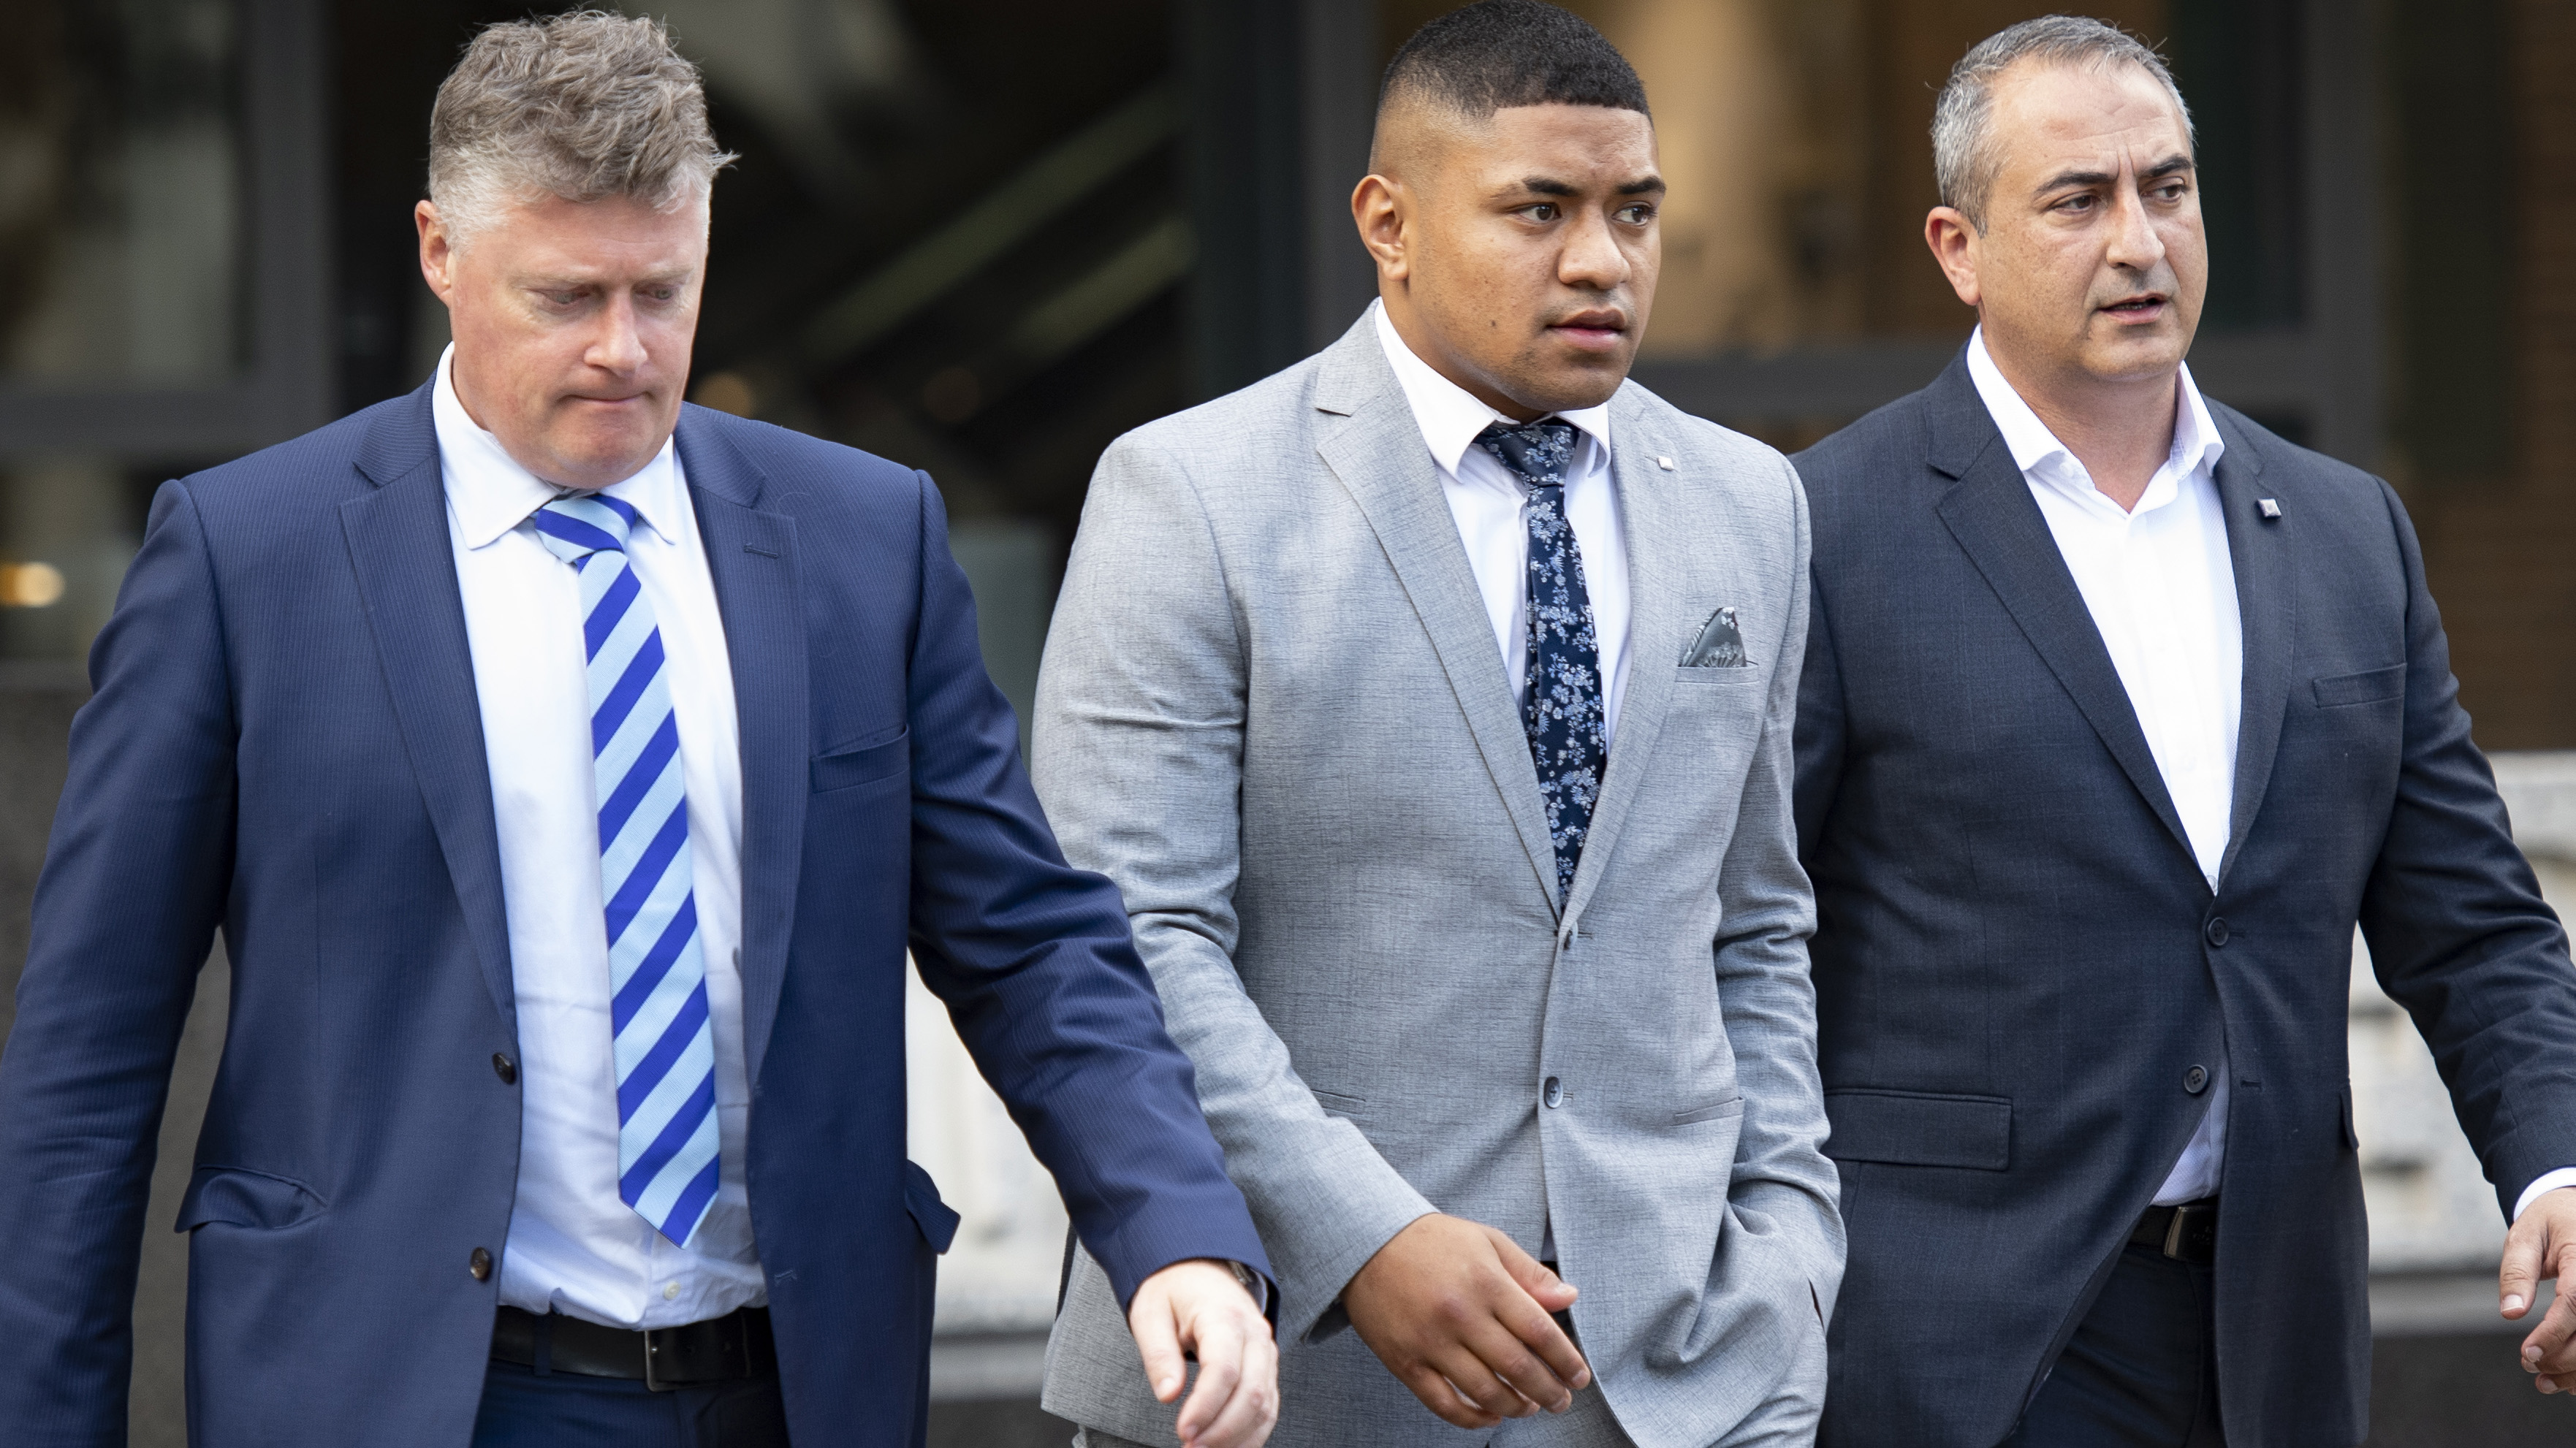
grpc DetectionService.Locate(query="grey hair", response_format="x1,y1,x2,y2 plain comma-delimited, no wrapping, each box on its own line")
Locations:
1931,15,2192,231
428,11,735,242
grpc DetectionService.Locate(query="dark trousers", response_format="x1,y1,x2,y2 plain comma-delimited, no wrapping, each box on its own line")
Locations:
471,1358,792,1447
2001,1244,2225,1447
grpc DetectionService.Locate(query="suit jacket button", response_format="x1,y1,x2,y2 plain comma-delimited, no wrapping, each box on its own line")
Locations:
492,1053,517,1086
2203,918,2230,948
2184,1065,2210,1094
469,1247,493,1281
1543,1077,1564,1109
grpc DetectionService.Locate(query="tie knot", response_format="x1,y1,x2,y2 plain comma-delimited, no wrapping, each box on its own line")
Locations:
1474,419,1578,492
532,492,642,565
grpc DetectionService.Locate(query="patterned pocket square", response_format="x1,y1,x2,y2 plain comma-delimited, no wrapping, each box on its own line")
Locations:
1680,606,1752,668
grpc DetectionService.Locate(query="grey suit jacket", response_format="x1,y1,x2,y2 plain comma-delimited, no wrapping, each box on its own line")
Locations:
1033,316,1842,1448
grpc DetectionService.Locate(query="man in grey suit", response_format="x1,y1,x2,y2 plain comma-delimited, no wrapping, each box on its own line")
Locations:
1033,4,1839,1446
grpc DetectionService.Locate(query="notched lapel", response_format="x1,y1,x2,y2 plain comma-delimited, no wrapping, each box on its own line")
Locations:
677,416,808,1090
1310,361,1563,915
339,394,518,1029
1561,397,1686,926
2211,419,2290,885
1930,406,2200,877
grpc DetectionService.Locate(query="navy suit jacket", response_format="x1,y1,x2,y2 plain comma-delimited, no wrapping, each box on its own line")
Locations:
1793,355,2576,1447
0,384,1266,1447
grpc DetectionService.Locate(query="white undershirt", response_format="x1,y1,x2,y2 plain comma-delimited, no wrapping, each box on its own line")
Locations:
1967,329,2239,1207
1372,300,1631,743
432,345,765,1327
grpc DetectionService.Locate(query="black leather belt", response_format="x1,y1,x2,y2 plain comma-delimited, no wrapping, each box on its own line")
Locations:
2130,1197,2219,1265
491,1305,775,1391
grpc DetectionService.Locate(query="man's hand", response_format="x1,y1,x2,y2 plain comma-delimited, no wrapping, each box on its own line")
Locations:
2501,1186,2576,1392
1128,1259,1278,1448
1341,1213,1592,1429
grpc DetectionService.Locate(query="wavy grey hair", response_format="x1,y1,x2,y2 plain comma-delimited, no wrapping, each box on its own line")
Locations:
1932,15,2192,232
428,11,735,243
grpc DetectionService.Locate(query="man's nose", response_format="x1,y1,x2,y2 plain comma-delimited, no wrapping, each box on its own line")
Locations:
1559,207,1630,291
588,295,649,373
2105,184,2166,273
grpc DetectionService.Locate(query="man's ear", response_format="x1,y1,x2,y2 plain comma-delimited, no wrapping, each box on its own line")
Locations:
417,200,457,303
1923,206,1981,310
1353,174,1410,284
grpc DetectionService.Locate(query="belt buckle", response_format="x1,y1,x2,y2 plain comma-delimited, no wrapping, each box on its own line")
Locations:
2161,1200,2219,1262
643,1325,677,1392
643,1312,747,1392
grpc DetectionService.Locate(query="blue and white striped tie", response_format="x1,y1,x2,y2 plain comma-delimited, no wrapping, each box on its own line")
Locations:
533,493,722,1248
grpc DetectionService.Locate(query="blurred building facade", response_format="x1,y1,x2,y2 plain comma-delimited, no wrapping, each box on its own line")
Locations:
0,1,2569,1441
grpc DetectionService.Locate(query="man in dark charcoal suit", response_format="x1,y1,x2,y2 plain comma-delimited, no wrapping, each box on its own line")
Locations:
0,15,1274,1448
1793,16,2576,1448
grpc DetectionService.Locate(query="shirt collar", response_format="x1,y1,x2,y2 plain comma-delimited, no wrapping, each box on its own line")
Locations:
1964,326,2224,514
430,343,686,550
1370,300,1613,479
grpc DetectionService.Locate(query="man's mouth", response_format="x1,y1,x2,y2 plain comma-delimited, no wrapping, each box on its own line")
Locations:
2099,293,2167,323
1548,310,1628,351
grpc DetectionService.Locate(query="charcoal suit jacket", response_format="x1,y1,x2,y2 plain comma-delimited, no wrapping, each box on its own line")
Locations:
0,383,1265,1447
1792,354,2576,1447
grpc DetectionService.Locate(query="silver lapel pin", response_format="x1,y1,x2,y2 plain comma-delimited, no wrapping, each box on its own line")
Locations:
2257,498,2282,520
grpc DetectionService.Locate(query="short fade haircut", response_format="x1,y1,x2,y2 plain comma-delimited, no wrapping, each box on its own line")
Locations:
1932,15,2192,231
428,10,736,243
1378,0,1649,123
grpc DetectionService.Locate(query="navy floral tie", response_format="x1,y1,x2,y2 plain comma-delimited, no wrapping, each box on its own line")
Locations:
1475,419,1607,901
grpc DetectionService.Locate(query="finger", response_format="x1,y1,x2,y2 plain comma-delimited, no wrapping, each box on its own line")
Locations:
1131,1291,1190,1405
2504,1212,2549,1318
1492,1283,1592,1392
2523,1279,2576,1373
1175,1311,1246,1443
1399,1365,1502,1430
1464,1319,1576,1414
1426,1340,1542,1420
1488,1229,1578,1310
1195,1329,1280,1448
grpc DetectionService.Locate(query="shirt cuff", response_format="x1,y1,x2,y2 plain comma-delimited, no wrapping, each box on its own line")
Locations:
1229,1260,1273,1318
2514,1167,2576,1222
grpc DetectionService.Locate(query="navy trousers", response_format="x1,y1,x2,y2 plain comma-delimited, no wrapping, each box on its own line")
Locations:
2002,1244,2226,1447
471,1359,792,1447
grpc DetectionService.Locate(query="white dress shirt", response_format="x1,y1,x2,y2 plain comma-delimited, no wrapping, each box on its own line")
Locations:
1967,329,2240,1206
432,346,766,1327
1372,300,1632,743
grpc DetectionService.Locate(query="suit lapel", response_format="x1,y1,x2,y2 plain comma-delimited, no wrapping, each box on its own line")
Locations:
673,411,809,1090
338,384,517,1028
1310,330,1563,914
1560,391,1684,929
1924,362,2200,875
2210,414,2290,885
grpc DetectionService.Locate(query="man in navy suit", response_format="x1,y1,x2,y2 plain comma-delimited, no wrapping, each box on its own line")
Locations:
0,15,1275,1448
1793,16,2576,1447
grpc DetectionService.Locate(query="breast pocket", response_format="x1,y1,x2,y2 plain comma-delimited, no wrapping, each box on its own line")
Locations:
1673,665,1766,688
2312,665,2404,709
810,727,910,793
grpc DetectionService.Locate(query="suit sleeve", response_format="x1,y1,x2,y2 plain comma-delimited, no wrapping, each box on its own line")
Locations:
1032,437,1436,1344
897,468,1269,1311
1709,458,1845,1320
2357,478,2576,1219
0,481,235,1445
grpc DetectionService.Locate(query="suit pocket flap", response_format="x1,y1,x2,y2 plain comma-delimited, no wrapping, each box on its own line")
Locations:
903,1160,960,1254
2313,665,2404,708
811,728,910,793
1824,1089,2011,1170
175,1165,325,1232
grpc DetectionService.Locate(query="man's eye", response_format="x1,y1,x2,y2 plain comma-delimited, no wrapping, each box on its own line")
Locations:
544,291,582,307
1616,204,1654,225
2058,194,2097,213
1522,203,1558,222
